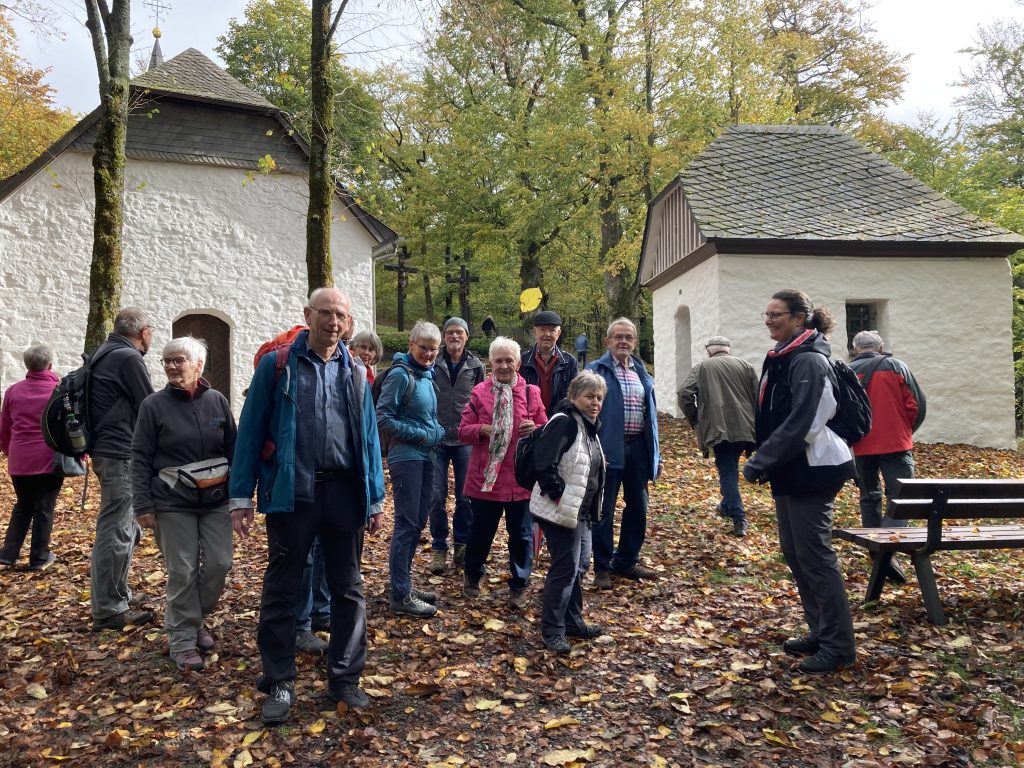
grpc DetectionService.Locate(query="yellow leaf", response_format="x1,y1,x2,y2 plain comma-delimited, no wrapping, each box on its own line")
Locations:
204,702,238,715
514,657,528,674
651,756,668,767
763,729,793,748
241,730,263,747
949,635,972,649
540,748,594,766
578,693,601,703
544,716,580,729
820,712,841,723
657,725,671,736
25,682,47,699
451,633,477,645
729,660,765,671
306,719,326,735
233,749,253,768
484,619,505,631
468,699,502,711
519,288,543,313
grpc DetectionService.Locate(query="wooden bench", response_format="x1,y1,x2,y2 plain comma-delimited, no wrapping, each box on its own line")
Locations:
833,478,1024,625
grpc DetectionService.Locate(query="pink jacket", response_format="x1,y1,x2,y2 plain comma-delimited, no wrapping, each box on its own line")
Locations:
458,376,548,502
0,369,59,476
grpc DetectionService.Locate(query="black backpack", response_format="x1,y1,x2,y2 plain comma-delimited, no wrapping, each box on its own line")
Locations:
823,355,872,444
371,361,416,455
512,389,549,490
40,345,115,458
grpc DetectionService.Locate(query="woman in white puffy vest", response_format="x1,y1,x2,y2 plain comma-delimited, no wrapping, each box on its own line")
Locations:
528,371,607,654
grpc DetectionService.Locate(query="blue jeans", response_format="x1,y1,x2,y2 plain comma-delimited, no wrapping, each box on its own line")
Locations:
593,437,650,573
464,498,533,590
713,441,747,521
389,459,434,599
429,444,473,551
855,451,915,527
295,536,331,631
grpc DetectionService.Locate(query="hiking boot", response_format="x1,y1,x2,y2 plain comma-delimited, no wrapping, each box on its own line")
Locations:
887,560,907,585
296,630,329,655
311,615,331,632
92,609,155,632
197,626,215,653
429,549,447,575
543,635,571,654
328,683,370,709
27,553,57,571
566,624,604,639
463,576,481,598
390,593,437,618
716,502,729,519
594,571,612,590
731,518,748,538
782,634,820,656
412,587,437,604
0,557,13,567
128,592,148,608
612,564,659,581
262,682,294,725
453,544,466,567
798,649,856,675
170,648,204,671
509,589,529,609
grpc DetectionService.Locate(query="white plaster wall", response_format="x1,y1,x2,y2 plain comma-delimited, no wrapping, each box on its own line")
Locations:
652,252,1016,449
0,151,378,413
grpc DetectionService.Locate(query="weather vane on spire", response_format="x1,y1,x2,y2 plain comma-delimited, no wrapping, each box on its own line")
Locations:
143,0,171,37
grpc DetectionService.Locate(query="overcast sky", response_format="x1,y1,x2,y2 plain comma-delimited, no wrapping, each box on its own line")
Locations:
11,0,1024,124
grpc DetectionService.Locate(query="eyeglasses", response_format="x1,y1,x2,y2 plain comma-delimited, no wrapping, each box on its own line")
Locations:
762,311,792,321
414,342,440,356
308,306,351,323
611,334,636,342
162,357,187,367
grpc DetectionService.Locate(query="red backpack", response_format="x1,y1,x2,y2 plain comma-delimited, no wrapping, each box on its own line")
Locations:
253,325,307,383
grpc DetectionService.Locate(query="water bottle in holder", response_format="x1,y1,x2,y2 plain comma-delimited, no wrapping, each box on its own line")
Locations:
64,393,87,454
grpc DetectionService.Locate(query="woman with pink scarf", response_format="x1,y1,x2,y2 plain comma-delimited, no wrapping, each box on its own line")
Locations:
459,337,547,608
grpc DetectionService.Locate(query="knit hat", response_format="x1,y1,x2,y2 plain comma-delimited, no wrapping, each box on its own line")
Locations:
533,310,563,327
705,335,731,348
443,317,469,334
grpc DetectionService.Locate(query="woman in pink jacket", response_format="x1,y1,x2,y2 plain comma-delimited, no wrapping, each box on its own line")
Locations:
0,345,63,570
458,337,547,608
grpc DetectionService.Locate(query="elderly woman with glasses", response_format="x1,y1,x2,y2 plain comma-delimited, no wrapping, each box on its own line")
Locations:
376,321,446,618
349,330,384,384
132,336,237,672
0,345,63,570
458,336,547,609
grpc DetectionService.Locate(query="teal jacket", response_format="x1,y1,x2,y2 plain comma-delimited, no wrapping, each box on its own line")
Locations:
229,332,385,517
375,351,445,464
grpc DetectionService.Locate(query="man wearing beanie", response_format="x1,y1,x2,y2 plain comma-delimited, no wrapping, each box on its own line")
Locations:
429,317,486,574
678,336,758,537
520,310,578,417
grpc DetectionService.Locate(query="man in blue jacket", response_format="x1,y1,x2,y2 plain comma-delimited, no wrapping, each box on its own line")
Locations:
587,317,662,589
230,288,385,726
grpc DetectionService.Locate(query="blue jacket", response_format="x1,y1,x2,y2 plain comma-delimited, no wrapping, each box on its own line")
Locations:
376,351,445,464
229,331,385,517
587,352,661,477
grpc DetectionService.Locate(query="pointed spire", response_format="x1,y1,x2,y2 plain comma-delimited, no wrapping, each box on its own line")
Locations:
149,28,164,70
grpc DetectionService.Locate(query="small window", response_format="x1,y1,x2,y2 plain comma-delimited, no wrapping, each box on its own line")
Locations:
846,303,877,350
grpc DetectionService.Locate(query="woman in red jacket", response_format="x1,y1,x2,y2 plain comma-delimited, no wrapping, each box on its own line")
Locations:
458,337,547,608
0,345,63,570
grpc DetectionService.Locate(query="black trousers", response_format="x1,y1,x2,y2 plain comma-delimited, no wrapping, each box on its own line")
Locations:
1,473,62,566
256,474,366,693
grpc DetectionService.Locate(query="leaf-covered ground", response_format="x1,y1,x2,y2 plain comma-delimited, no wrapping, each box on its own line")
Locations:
2,417,1024,767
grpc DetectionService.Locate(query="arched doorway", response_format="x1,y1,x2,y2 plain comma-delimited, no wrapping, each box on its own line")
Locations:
172,313,231,400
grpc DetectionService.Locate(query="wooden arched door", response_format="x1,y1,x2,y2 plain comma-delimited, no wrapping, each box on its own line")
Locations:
172,314,231,401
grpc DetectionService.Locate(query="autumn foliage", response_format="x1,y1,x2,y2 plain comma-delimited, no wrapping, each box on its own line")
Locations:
1,416,1023,766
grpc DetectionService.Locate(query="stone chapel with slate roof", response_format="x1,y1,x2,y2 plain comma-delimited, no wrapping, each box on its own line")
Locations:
639,124,1024,448
0,47,396,409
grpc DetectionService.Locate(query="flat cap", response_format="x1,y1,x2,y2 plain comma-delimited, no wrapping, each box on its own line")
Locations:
533,310,563,326
705,335,731,348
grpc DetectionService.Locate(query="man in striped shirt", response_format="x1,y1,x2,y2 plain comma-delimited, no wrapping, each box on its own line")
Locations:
587,318,663,589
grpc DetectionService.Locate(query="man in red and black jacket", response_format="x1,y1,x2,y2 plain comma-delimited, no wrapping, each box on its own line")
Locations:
849,331,927,581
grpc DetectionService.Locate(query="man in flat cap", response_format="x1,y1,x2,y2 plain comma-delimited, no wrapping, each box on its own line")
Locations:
678,336,758,537
520,310,578,417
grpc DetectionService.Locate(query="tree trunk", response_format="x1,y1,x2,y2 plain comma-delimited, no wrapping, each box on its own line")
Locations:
83,0,132,354
306,0,334,293
519,239,545,312
422,271,434,322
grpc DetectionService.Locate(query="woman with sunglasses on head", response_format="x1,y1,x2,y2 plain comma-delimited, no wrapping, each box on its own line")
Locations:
743,290,857,675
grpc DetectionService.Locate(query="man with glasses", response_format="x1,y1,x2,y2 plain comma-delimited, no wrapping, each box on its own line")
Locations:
521,310,578,417
230,287,386,725
88,307,156,631
377,320,446,617
587,317,663,589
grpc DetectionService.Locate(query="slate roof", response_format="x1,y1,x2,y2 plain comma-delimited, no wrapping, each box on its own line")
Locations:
679,124,1021,244
132,47,276,110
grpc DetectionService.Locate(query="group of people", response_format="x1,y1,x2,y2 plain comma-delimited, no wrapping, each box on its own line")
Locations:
0,284,927,724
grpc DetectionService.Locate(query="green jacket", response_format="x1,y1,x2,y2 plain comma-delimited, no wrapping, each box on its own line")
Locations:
678,351,758,456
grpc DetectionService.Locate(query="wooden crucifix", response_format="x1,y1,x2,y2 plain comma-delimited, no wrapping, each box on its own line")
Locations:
384,247,418,331
446,254,479,327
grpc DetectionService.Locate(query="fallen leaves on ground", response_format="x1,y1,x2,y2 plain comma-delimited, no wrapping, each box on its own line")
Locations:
0,417,1022,766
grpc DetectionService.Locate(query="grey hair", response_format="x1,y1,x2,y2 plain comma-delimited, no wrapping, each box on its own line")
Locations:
706,345,731,355
349,330,383,364
489,335,521,362
22,344,53,372
606,317,638,339
409,320,442,344
852,330,884,352
114,307,152,337
163,336,207,371
567,370,607,400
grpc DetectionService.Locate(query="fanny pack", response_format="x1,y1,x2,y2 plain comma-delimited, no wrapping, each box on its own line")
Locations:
159,458,230,506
